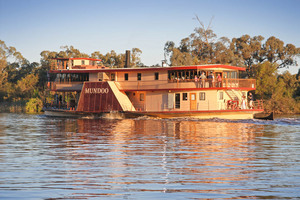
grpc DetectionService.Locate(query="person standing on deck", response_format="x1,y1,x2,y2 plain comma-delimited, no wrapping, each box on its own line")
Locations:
217,73,222,87
241,95,247,109
200,72,206,88
208,72,213,88
248,92,254,109
194,75,198,87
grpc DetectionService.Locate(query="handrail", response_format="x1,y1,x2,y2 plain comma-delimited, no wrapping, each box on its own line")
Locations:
116,78,256,91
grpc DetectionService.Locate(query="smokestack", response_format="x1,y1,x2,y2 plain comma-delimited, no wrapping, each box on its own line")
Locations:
125,50,130,68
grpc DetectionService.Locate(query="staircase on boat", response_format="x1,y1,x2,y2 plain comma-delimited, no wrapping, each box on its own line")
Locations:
108,81,136,111
225,89,239,101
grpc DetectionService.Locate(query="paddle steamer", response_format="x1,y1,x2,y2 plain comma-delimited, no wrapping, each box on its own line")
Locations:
44,53,264,119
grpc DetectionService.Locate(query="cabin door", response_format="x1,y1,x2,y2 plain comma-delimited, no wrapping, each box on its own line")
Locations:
190,93,197,110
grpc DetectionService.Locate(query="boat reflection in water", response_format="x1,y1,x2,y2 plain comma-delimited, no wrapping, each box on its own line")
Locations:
44,117,272,198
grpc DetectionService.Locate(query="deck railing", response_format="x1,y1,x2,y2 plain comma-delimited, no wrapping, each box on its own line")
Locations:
116,78,256,91
128,99,263,112
48,81,83,91
48,78,256,92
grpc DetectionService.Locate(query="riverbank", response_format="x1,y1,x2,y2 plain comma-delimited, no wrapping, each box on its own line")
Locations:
263,98,300,114
0,101,26,113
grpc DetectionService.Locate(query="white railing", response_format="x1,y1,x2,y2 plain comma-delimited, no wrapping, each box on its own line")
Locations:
116,78,256,91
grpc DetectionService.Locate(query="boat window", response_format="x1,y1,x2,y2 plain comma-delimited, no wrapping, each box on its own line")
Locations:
98,72,103,81
199,92,205,100
140,93,144,101
111,73,115,81
219,92,224,100
191,93,196,101
55,73,89,82
137,73,142,81
225,71,237,79
124,73,128,81
81,60,85,65
154,72,159,80
175,93,180,108
168,69,204,81
182,93,188,101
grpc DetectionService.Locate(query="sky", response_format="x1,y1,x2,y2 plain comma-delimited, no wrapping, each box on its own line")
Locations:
0,0,299,74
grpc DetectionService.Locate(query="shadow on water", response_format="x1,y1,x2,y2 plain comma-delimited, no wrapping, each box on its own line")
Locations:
0,113,299,199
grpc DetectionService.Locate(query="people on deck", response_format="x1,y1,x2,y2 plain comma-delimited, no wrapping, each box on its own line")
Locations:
194,75,198,87
217,73,222,87
200,72,206,88
208,72,214,88
241,95,247,109
248,92,254,109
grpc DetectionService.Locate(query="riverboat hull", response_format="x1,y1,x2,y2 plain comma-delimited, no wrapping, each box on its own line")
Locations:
45,109,264,120
125,109,263,119
44,109,125,119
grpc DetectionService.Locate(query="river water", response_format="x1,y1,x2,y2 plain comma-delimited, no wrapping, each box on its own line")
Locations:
0,113,299,199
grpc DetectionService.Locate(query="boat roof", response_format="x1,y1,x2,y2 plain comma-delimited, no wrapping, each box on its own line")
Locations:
49,64,246,73
55,58,102,61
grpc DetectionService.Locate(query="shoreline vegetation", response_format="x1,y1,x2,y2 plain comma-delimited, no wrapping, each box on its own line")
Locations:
1,22,300,114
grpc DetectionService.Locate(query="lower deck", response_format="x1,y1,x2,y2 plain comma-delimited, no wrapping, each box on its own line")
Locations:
126,89,262,112
44,81,263,119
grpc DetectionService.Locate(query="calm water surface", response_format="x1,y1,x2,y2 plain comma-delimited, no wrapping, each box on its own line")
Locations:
0,113,299,199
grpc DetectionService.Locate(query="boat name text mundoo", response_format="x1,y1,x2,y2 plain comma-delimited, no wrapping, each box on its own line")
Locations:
85,88,109,94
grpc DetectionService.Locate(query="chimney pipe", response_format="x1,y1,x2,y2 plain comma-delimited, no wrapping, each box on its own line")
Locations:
125,50,130,68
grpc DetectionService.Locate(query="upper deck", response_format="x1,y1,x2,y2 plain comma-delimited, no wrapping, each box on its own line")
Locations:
52,57,106,70
48,58,255,91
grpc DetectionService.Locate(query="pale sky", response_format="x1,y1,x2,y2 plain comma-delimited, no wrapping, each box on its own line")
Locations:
0,0,299,73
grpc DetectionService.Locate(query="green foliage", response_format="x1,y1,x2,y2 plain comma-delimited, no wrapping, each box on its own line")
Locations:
163,18,300,75
253,62,300,113
254,62,278,99
170,48,193,66
17,74,39,99
26,98,43,113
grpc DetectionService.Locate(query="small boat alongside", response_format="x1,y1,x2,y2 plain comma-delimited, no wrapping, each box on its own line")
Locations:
44,53,265,120
254,112,274,120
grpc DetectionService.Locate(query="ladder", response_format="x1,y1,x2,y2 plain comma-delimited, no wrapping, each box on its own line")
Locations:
225,89,239,101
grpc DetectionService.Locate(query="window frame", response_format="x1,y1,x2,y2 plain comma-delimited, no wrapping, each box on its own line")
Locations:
182,93,188,101
219,92,224,100
199,92,206,101
154,72,159,80
137,73,142,81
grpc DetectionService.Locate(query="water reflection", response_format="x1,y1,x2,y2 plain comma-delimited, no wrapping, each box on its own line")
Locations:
0,114,299,199
44,119,266,195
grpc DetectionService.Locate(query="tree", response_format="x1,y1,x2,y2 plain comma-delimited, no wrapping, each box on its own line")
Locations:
191,15,217,64
16,74,39,99
0,40,27,101
60,45,89,58
230,35,300,77
253,61,278,99
170,48,193,66
213,37,235,64
277,71,299,98
131,48,142,67
164,41,175,65
262,36,299,69
26,97,43,113
230,35,264,76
